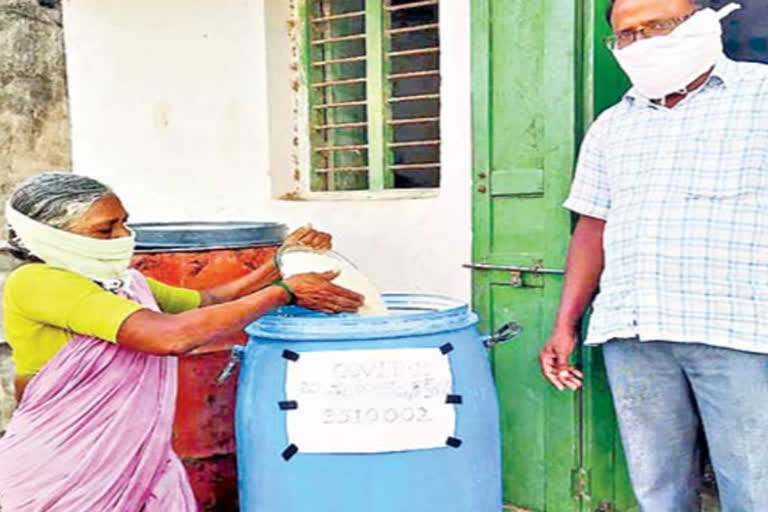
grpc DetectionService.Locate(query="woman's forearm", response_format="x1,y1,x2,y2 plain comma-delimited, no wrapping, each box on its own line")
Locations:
118,284,290,355
199,259,281,306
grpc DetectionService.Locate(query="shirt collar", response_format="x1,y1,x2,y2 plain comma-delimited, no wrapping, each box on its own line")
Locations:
623,54,740,107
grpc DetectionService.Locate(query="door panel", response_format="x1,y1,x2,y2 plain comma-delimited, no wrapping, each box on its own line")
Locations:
472,0,579,510
491,283,547,508
472,0,638,510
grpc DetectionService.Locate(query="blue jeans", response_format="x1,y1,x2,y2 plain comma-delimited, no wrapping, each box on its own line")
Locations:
603,339,768,512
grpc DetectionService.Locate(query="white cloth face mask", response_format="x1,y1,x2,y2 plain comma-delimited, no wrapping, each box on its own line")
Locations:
612,3,742,100
5,203,136,292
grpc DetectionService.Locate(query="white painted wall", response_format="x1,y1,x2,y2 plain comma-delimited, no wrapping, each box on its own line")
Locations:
63,0,472,300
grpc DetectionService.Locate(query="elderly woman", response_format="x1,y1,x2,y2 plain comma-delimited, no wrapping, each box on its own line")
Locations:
0,172,362,512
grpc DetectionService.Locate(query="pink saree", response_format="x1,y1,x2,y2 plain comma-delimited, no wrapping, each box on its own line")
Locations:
0,270,197,512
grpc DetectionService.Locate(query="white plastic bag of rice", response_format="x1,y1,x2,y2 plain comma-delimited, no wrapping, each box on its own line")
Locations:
277,246,389,316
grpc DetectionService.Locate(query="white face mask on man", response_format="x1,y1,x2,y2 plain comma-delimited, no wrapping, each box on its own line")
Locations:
612,3,742,100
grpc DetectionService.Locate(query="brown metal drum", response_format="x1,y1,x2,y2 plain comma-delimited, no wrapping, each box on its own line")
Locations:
130,223,285,512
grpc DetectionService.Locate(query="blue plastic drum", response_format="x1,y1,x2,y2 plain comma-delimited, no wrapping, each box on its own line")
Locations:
233,294,509,512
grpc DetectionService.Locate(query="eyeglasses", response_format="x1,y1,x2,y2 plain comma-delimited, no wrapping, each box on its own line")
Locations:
603,10,699,50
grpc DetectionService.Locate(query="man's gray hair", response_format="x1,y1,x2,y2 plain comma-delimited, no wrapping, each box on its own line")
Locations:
5,172,114,261
606,0,706,25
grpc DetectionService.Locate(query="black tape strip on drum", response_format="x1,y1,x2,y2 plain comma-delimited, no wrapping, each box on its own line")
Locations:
282,444,299,461
439,343,454,355
446,437,463,448
282,350,300,362
446,394,463,405
279,400,298,410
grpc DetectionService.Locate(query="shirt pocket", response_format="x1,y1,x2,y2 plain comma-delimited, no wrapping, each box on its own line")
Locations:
683,128,768,199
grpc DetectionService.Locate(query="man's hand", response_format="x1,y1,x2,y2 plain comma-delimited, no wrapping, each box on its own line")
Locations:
284,224,332,250
539,328,583,391
539,215,604,391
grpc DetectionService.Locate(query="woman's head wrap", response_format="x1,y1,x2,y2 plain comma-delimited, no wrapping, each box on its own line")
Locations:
6,172,114,261
4,172,134,292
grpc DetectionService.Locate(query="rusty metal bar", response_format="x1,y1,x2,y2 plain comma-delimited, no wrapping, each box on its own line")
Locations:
385,1,438,12
388,93,439,103
389,70,440,80
390,163,441,170
312,55,367,67
311,77,367,89
314,121,368,130
388,140,441,148
462,263,565,275
387,23,439,35
314,166,370,173
387,116,439,125
312,33,366,46
388,47,440,58
311,10,365,23
313,100,367,110
314,144,369,152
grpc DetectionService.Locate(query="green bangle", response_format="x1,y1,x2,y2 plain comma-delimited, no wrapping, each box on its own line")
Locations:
273,281,296,305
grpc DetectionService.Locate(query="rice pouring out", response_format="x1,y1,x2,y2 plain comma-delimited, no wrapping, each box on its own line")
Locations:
279,250,390,316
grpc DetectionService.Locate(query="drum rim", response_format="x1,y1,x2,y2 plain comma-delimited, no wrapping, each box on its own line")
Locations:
245,293,478,341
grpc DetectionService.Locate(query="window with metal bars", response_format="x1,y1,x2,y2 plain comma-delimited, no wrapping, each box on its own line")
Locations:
306,0,440,193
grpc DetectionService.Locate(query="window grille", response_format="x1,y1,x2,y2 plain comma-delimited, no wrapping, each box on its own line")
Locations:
306,0,441,192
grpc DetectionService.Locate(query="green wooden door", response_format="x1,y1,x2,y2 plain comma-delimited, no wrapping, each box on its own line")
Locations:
471,1,636,510
471,0,579,509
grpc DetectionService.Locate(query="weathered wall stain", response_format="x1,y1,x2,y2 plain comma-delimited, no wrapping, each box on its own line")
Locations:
0,0,71,193
0,0,71,436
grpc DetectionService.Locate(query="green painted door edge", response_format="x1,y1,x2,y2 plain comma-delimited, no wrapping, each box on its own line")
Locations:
470,0,492,338
366,0,388,191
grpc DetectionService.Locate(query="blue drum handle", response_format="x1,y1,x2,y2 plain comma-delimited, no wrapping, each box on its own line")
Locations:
218,345,245,385
483,321,523,348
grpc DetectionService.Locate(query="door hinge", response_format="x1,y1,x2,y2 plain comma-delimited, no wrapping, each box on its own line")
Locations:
571,467,592,501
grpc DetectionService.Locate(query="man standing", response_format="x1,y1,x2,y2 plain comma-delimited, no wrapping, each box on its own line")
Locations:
540,0,768,510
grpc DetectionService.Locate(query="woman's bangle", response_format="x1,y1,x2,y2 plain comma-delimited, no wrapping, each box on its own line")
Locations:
273,281,296,305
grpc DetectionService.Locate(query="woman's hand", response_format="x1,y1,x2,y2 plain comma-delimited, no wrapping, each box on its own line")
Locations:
119,272,362,356
197,225,331,307
284,271,363,314
283,225,332,250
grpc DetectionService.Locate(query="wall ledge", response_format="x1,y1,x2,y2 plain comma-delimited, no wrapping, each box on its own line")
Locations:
278,188,440,202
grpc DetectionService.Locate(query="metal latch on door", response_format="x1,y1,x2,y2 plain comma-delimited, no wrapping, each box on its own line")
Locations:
483,321,523,348
463,262,564,287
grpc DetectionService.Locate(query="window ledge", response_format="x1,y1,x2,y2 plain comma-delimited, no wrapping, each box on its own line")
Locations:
279,188,440,202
